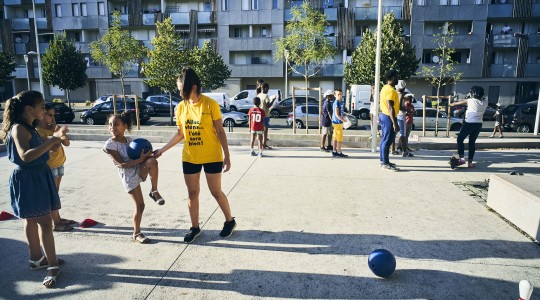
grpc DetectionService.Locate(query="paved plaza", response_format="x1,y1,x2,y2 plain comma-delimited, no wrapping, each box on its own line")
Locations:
1,141,539,299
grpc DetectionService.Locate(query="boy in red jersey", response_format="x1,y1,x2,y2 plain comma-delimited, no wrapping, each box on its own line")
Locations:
248,97,265,157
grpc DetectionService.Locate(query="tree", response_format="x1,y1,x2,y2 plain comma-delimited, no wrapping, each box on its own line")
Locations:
190,42,231,91
421,22,463,137
42,32,88,107
90,11,146,102
142,17,188,125
0,52,16,100
274,0,336,121
344,12,419,85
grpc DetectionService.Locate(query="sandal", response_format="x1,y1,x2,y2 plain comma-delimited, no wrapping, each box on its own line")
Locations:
53,224,74,232
59,218,78,225
149,190,165,205
30,256,65,270
42,266,60,288
132,233,150,244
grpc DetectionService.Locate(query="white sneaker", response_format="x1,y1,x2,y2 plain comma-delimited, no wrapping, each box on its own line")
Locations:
258,152,263,158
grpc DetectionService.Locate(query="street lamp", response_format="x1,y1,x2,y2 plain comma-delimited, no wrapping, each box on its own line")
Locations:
284,49,289,98
23,54,30,90
31,0,44,95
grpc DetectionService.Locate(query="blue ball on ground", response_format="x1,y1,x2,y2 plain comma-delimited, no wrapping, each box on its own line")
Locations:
127,138,153,160
368,249,396,278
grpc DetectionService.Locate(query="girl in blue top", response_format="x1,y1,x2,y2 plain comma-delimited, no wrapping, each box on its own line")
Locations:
0,90,69,288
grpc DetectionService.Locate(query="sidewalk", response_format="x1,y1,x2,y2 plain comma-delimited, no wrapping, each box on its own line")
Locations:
0,142,539,299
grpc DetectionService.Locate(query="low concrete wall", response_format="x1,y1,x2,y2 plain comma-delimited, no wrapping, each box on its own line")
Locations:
487,174,540,242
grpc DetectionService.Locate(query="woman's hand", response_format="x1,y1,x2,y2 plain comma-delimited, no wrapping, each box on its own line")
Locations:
153,149,164,159
52,125,68,141
223,156,231,173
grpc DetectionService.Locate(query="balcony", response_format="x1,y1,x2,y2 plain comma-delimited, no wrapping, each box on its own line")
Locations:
13,67,28,78
525,64,540,77
492,34,517,48
109,14,128,26
15,43,28,55
86,67,112,79
12,18,30,30
528,34,540,48
198,11,213,24
327,36,336,47
490,64,516,77
198,38,216,48
487,4,512,18
143,13,157,26
322,64,344,77
355,6,402,20
324,8,337,21
36,18,47,29
38,43,49,53
170,12,189,25
73,42,91,53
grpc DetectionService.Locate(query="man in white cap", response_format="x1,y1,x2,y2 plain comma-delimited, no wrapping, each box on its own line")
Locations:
320,89,334,151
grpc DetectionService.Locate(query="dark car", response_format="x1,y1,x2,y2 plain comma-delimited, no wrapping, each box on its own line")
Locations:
452,105,496,121
502,101,539,133
50,102,75,123
80,101,151,125
269,96,319,118
145,95,181,113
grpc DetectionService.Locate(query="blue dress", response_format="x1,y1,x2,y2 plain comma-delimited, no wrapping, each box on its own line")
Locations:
7,123,60,219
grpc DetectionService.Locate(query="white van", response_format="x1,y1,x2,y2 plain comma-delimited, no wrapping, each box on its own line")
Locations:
349,85,372,120
203,92,230,110
230,89,281,112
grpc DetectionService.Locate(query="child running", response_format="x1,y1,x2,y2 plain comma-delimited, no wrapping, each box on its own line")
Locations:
103,112,165,244
1,90,68,288
248,97,265,157
35,103,77,231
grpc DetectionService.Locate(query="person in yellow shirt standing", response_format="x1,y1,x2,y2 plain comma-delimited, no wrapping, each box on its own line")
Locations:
155,67,235,244
379,70,401,171
35,103,76,231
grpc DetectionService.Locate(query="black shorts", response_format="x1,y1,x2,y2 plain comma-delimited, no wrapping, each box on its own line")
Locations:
182,161,223,175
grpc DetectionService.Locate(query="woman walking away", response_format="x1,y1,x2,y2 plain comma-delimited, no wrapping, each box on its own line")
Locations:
1,90,68,288
155,67,236,244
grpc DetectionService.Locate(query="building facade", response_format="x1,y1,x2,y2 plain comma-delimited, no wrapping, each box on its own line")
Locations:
0,0,538,105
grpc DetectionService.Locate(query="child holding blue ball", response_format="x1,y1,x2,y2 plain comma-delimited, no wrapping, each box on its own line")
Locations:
103,112,164,244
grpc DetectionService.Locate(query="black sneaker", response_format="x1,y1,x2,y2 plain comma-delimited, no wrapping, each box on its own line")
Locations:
338,152,348,158
219,218,236,238
326,145,333,151
332,151,339,157
184,227,201,243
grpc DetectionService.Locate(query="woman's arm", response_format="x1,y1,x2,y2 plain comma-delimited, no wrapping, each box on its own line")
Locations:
154,128,184,158
213,118,231,172
450,99,468,107
12,124,65,162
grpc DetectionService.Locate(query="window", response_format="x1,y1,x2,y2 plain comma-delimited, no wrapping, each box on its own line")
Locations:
203,2,211,11
242,0,250,10
252,0,259,10
440,0,448,5
475,0,483,3
81,3,87,16
55,4,62,17
72,4,80,17
261,27,267,37
273,0,278,9
417,0,426,5
450,0,459,4
98,2,105,15
222,0,228,11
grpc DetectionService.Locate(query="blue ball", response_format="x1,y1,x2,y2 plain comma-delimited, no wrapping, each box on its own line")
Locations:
368,249,396,278
127,138,153,160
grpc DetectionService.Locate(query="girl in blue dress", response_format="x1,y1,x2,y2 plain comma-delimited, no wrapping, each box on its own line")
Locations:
0,90,69,288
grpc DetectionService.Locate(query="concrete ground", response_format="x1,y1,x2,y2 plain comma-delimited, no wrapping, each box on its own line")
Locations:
1,141,539,299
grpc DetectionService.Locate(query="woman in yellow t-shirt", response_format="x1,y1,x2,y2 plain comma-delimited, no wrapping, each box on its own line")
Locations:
155,67,235,244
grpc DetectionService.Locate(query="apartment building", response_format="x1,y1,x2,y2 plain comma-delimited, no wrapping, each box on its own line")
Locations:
0,0,538,105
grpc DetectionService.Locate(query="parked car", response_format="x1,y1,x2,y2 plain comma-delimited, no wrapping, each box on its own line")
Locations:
230,89,281,112
286,105,358,129
173,106,248,127
145,94,181,113
452,105,496,121
93,95,112,106
203,92,230,111
270,96,319,118
81,101,150,125
50,102,75,123
503,101,539,133
412,108,462,131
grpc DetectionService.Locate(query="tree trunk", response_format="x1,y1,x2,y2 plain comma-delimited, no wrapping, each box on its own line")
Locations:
120,76,126,111
66,90,71,108
305,74,309,134
435,84,440,137
169,91,174,126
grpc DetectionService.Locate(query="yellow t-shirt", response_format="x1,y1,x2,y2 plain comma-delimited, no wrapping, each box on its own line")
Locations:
176,95,224,164
380,84,399,118
36,127,66,169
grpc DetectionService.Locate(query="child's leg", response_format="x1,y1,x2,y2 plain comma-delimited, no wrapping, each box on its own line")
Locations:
139,157,161,198
250,132,255,150
205,172,233,222
258,134,263,153
184,173,201,228
498,125,503,136
25,219,43,261
127,186,145,234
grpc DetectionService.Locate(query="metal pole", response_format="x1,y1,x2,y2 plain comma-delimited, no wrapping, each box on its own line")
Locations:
370,0,383,152
32,0,44,95
284,50,289,98
534,87,540,135
24,55,30,90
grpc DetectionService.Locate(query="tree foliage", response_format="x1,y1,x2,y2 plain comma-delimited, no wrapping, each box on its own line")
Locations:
42,32,88,106
274,1,336,89
190,42,231,91
90,11,146,97
344,12,419,85
0,51,16,89
421,22,463,136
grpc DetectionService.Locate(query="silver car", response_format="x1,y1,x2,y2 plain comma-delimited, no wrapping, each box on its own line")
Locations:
412,108,462,131
173,106,247,127
287,105,358,129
